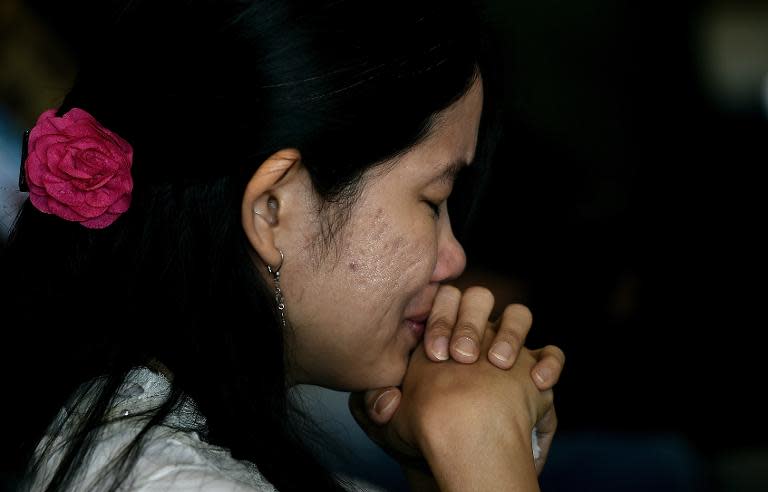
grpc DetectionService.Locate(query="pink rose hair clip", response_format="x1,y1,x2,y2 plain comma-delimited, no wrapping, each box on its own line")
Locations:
19,107,134,229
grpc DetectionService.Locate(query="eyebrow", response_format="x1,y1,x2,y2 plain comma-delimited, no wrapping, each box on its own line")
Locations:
429,157,472,185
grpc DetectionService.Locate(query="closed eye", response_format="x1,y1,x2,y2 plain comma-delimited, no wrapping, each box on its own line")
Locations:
425,200,441,219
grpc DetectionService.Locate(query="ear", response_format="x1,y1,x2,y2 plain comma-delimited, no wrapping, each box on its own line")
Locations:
241,148,302,270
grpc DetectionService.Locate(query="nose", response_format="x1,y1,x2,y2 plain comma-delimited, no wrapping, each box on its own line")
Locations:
430,212,467,283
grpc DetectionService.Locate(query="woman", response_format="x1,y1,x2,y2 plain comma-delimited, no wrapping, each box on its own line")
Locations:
2,0,565,490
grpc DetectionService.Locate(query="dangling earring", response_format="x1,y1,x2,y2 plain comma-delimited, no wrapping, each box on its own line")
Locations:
253,200,285,327
266,249,286,328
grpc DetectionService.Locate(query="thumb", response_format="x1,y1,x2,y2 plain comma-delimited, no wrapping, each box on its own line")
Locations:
349,387,401,426
348,389,428,470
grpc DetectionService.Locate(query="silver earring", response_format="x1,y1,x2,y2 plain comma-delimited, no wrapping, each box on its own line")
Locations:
266,249,286,328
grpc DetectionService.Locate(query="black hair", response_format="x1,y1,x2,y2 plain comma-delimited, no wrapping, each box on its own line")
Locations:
1,0,503,490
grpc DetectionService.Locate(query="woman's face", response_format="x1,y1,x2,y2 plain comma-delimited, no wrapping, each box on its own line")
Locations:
281,76,483,391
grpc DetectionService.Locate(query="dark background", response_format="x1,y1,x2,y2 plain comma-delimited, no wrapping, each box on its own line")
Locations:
1,0,766,490
456,1,767,489
465,0,766,438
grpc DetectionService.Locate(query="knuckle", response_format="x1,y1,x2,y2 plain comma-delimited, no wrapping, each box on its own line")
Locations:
453,320,480,339
428,317,454,337
544,389,554,407
438,284,462,300
503,303,533,325
465,286,495,307
498,328,523,349
545,344,566,365
533,388,554,411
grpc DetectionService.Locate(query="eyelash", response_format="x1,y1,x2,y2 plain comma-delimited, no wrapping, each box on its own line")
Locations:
425,200,441,219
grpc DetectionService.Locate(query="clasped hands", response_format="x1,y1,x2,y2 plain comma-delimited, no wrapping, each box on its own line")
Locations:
349,285,565,485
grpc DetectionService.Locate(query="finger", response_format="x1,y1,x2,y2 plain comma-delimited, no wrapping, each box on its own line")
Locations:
349,392,425,467
361,387,402,425
486,303,533,369
450,286,495,363
529,345,566,390
424,285,461,361
534,406,557,475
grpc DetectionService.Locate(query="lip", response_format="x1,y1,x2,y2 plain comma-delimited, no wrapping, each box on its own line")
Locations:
406,311,430,324
404,310,430,342
405,319,426,340
404,289,437,343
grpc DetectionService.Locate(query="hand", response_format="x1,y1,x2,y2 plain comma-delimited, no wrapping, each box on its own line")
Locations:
350,374,557,476
357,286,565,424
427,285,562,374
350,326,557,489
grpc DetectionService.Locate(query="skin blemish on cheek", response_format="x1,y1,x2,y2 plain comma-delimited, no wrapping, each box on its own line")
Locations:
349,262,357,271
388,236,404,253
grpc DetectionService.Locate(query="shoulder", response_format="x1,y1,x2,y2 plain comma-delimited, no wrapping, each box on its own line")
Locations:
116,368,278,491
126,427,277,492
30,367,278,492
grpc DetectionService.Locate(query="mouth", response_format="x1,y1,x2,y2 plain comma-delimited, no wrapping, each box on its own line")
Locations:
403,287,438,345
404,312,429,341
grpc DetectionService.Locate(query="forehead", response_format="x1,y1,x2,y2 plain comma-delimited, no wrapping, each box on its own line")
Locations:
422,75,483,169
376,75,484,182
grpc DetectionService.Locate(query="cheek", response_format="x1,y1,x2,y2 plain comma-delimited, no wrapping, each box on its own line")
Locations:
343,211,435,301
282,205,438,388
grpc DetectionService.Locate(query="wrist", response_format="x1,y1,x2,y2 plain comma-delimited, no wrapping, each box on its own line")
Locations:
417,413,539,492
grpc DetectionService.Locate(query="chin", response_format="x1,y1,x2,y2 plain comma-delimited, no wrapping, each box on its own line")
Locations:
372,357,410,388
346,362,408,391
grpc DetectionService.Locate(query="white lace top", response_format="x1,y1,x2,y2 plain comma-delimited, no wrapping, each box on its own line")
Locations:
27,367,279,491
27,367,537,491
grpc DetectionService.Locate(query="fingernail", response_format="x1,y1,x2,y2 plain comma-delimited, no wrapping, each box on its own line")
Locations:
534,367,551,385
433,336,449,361
454,337,477,358
373,390,399,416
490,341,514,362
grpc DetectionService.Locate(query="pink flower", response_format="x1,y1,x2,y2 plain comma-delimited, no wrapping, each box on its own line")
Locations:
24,108,134,229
